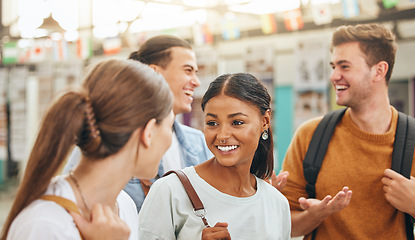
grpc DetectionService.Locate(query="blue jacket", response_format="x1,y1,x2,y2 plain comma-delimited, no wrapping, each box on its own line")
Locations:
63,120,212,213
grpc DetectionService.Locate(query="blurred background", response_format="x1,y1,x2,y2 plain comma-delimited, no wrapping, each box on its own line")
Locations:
0,0,415,232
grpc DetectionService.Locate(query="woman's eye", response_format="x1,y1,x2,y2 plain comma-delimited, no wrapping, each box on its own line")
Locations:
206,121,217,126
232,120,244,125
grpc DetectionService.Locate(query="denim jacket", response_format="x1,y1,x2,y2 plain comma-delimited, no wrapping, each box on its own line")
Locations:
64,120,212,213
125,120,212,212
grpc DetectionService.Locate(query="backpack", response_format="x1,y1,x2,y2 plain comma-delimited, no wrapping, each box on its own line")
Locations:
303,108,415,240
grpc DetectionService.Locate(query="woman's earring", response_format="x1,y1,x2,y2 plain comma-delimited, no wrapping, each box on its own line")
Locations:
262,129,269,140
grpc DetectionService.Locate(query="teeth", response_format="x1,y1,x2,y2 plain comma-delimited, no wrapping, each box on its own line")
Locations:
217,145,238,152
184,90,193,97
336,85,348,90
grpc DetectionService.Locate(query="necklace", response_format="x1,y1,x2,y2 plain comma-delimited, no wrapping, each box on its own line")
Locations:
69,170,91,211
69,170,119,215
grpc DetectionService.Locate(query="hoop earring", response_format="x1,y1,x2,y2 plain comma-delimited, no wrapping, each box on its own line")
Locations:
261,129,269,140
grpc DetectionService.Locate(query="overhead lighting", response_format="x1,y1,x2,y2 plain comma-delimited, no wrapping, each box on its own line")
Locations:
228,0,301,14
182,0,208,7
141,2,185,18
38,15,65,33
130,9,207,33
224,0,251,4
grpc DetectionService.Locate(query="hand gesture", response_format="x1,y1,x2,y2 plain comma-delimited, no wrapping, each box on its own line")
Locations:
70,203,130,240
267,170,289,191
299,186,352,220
202,222,231,240
382,169,415,216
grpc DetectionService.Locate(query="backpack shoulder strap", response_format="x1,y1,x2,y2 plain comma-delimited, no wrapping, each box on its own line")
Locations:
303,108,347,198
163,170,210,227
391,112,415,240
391,112,415,178
40,195,84,240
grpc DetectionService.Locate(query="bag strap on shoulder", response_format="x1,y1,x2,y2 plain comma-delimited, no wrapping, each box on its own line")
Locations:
163,170,210,228
40,195,84,240
303,108,347,198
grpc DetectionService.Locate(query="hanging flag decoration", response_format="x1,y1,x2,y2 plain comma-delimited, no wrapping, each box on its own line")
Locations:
53,39,69,61
77,36,92,59
2,41,18,65
383,0,399,9
283,9,304,31
193,23,214,46
342,0,360,18
202,24,214,44
103,37,122,55
260,14,277,35
221,17,240,40
312,4,333,25
29,40,47,63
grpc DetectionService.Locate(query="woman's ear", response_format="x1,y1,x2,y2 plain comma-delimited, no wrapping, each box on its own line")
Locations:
141,118,157,148
262,109,271,129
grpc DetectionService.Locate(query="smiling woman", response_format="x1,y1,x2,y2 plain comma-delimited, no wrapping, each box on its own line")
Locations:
137,73,291,240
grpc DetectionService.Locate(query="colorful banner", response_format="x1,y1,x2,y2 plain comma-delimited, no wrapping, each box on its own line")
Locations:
342,0,360,18
77,36,92,59
383,0,399,9
260,14,277,35
283,9,304,31
221,17,240,40
53,39,69,61
2,41,18,65
312,4,333,25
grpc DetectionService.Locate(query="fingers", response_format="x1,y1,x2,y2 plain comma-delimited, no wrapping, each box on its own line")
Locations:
298,197,310,210
328,188,352,211
213,222,228,228
202,222,231,240
267,170,289,191
276,171,289,191
72,203,130,240
70,211,88,232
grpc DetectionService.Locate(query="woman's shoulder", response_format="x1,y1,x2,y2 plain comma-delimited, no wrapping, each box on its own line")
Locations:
257,178,288,201
8,198,79,239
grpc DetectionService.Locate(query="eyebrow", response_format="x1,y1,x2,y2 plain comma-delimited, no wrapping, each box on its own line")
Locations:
330,60,350,66
183,64,198,72
205,112,248,118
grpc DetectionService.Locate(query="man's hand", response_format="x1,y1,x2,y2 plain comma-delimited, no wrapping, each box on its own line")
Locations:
267,170,289,191
299,187,352,220
382,169,415,216
70,203,130,240
202,222,231,240
290,186,352,237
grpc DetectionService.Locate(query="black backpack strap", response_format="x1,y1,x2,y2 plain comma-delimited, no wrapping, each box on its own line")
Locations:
391,112,415,240
303,108,347,198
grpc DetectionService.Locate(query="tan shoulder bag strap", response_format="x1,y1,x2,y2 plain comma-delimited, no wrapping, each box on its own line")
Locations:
40,195,84,239
163,170,210,228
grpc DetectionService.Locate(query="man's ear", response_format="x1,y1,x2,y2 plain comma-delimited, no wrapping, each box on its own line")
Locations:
141,118,157,148
148,64,161,73
374,61,388,81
